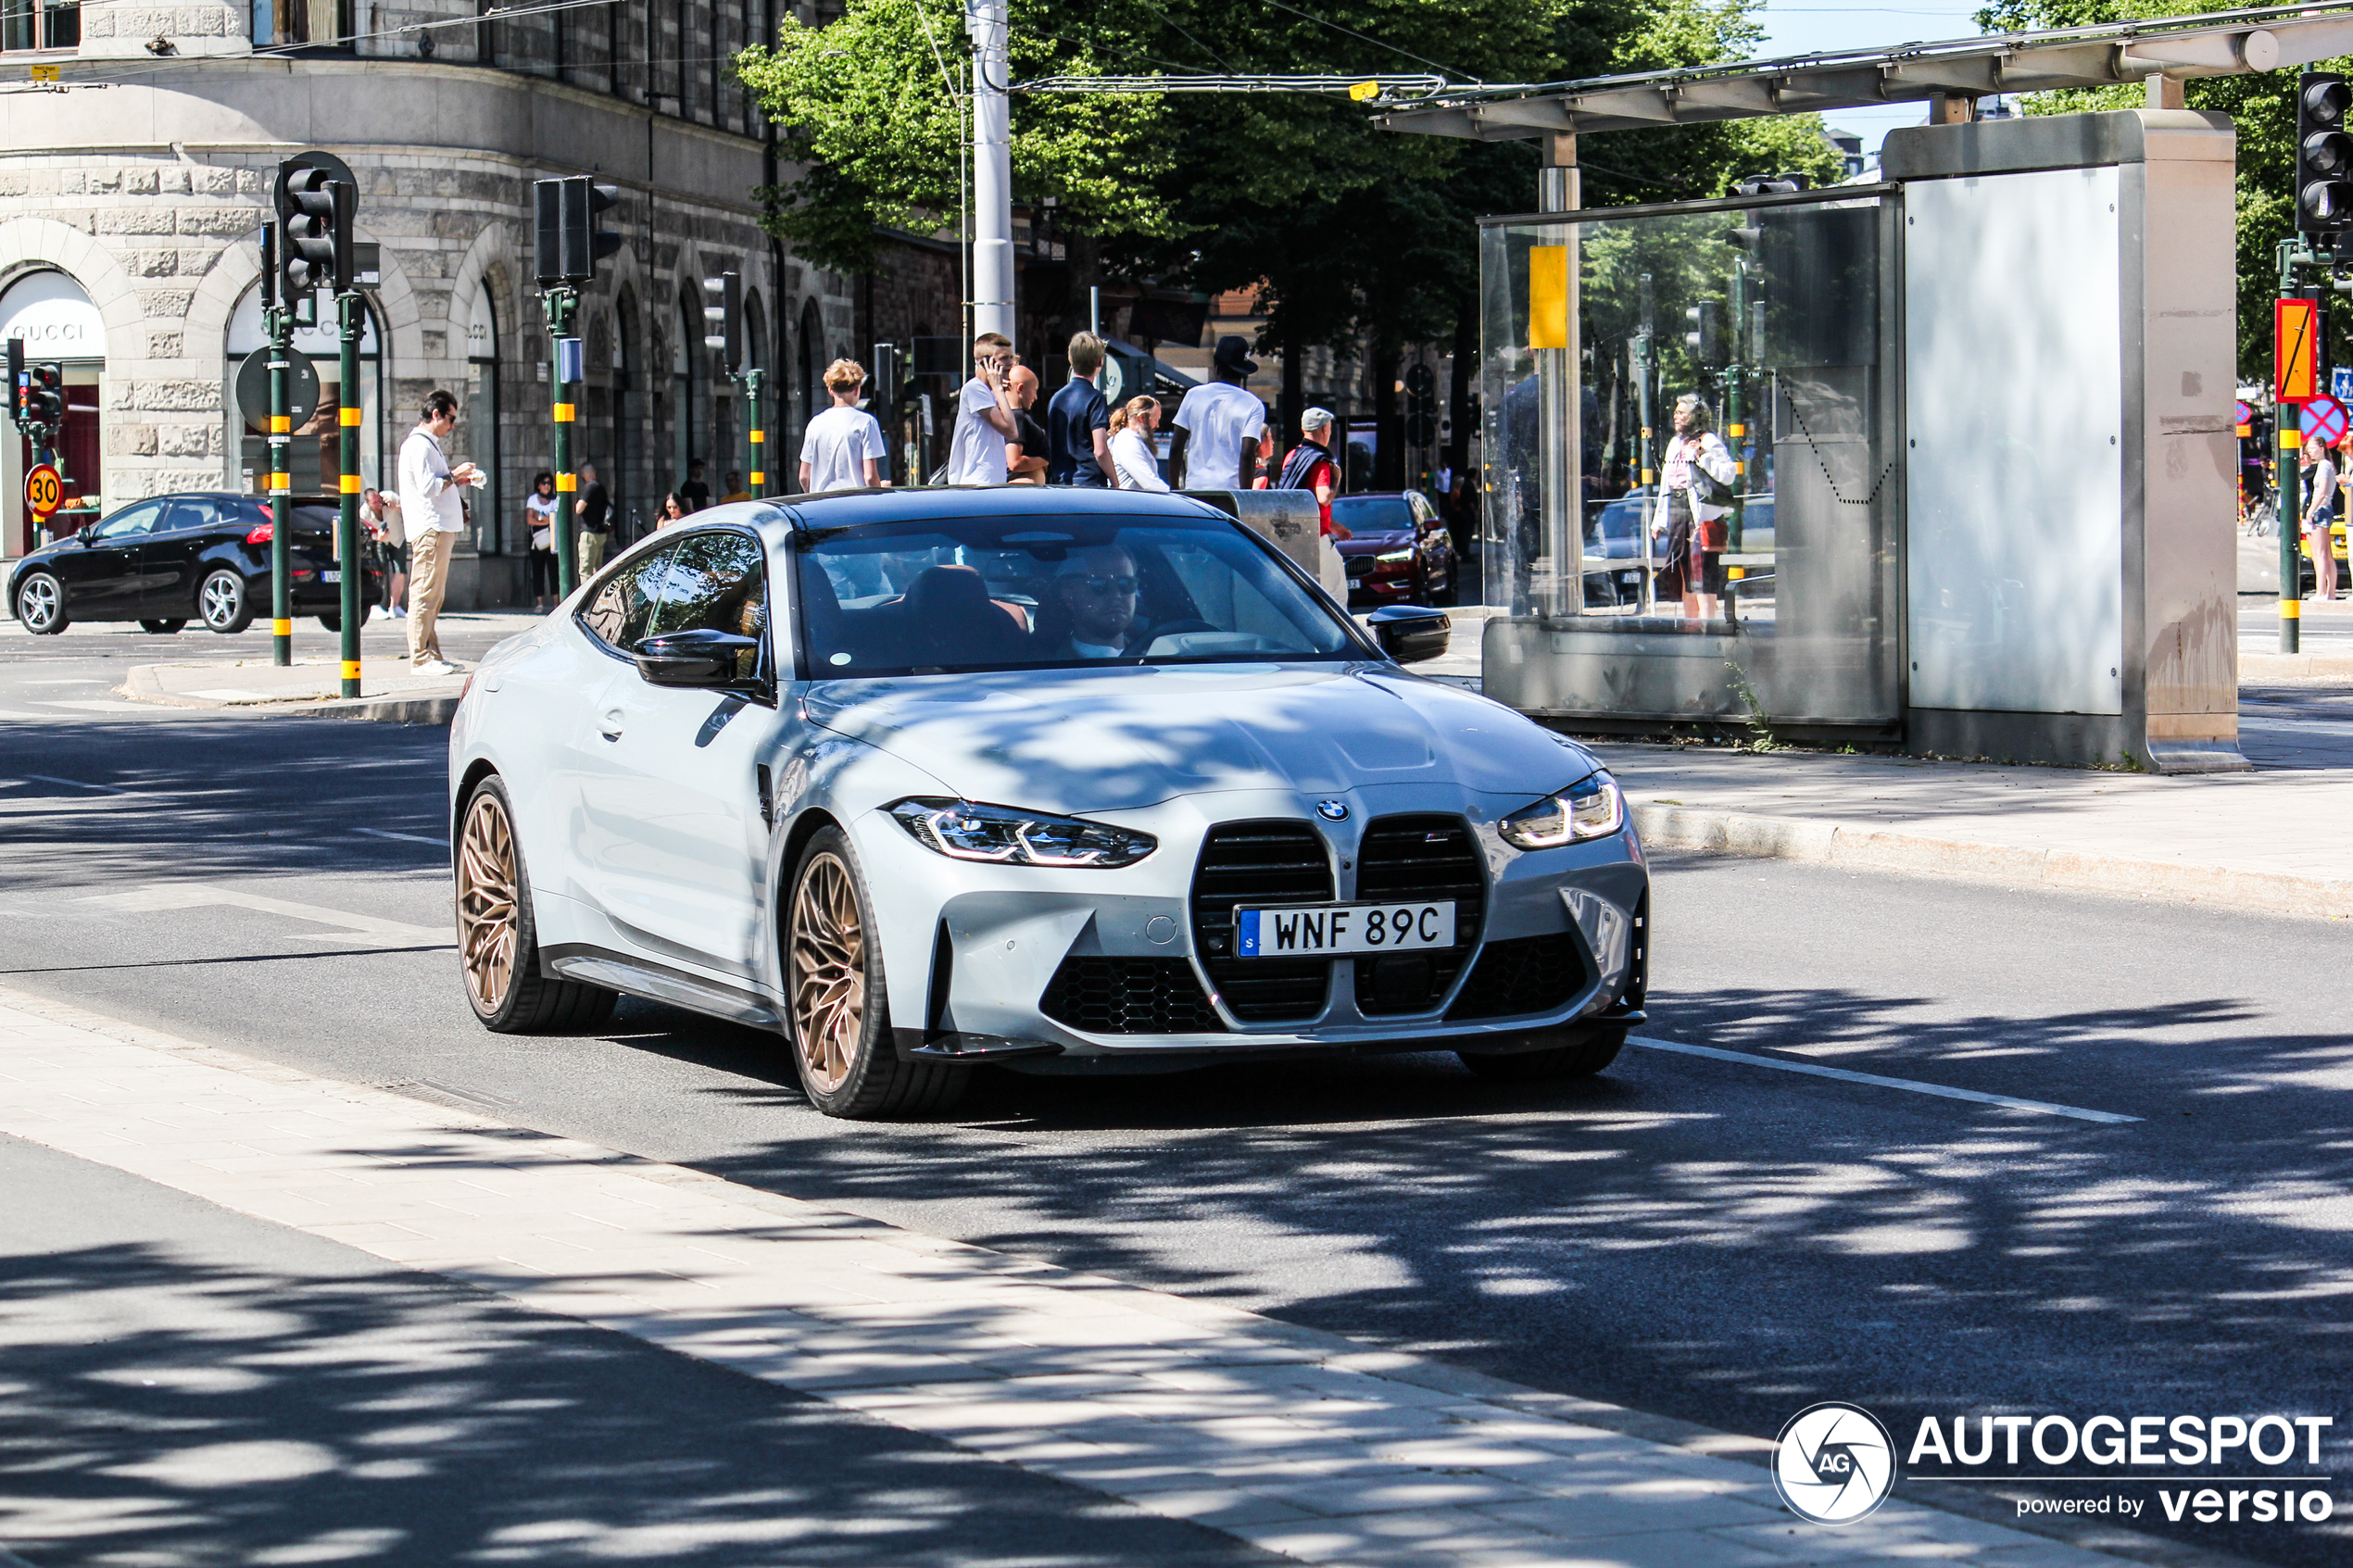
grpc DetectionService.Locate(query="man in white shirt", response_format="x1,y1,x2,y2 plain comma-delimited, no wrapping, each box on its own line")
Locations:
1169,335,1267,491
946,332,1016,485
396,389,481,674
800,358,888,492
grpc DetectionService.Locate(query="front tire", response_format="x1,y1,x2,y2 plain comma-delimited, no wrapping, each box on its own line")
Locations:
456,774,616,1033
15,571,67,634
1459,1024,1625,1082
787,827,965,1119
197,570,254,633
139,618,187,634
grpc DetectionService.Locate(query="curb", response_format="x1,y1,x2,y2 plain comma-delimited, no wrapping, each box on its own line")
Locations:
119,664,462,725
1631,804,2353,920
2240,651,2353,681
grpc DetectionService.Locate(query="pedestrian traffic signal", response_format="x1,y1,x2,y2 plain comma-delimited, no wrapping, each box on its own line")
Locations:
535,176,623,286
6,337,21,430
1684,302,1721,365
275,163,353,295
26,361,65,429
702,270,741,375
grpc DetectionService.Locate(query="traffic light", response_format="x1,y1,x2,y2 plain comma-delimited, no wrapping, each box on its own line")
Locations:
702,270,741,375
275,162,353,295
26,362,64,430
1684,302,1721,365
2297,72,2353,233
6,337,21,430
535,176,623,286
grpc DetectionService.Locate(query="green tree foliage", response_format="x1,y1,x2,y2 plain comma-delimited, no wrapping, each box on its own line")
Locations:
736,0,1845,371
1975,0,2339,379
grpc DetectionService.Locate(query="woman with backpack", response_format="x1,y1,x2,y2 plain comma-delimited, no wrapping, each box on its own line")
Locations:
1652,393,1737,623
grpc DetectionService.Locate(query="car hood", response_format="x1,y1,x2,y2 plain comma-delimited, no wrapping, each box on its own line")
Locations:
1335,531,1414,555
800,664,1599,813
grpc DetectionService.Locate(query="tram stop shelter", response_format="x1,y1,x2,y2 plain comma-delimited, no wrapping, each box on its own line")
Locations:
1382,6,2353,772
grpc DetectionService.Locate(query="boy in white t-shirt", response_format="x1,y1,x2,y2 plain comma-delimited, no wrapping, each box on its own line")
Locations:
1170,335,1268,491
799,358,889,493
946,332,1017,485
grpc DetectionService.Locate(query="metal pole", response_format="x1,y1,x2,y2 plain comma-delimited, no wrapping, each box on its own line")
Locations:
547,285,579,597
1635,271,1655,618
265,226,294,667
1725,258,1745,557
2281,239,2306,654
336,287,362,698
1089,286,1101,338
970,0,1014,345
745,368,764,494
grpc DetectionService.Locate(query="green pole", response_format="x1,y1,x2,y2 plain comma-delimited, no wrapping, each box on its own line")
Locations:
547,285,578,598
267,280,293,666
745,367,765,495
337,288,362,698
1725,259,1745,556
2280,239,2306,655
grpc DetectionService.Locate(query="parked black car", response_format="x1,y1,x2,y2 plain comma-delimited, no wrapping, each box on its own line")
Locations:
1332,492,1456,607
7,493,383,636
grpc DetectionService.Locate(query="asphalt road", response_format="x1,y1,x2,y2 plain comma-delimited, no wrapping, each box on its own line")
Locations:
1,671,2348,1567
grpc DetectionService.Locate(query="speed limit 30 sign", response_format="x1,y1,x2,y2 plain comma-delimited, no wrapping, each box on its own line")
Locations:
23,462,62,521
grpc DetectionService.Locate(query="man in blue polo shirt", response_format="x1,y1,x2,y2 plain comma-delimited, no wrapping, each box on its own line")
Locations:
1046,331,1115,486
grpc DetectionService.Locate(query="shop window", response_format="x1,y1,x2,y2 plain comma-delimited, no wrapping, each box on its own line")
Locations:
257,0,353,48
226,284,384,503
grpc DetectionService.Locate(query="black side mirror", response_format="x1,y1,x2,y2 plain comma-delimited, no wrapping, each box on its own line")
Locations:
632,628,761,689
1366,604,1451,665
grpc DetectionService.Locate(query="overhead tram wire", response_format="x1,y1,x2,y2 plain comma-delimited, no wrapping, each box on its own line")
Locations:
1249,0,1477,82
1013,72,1448,99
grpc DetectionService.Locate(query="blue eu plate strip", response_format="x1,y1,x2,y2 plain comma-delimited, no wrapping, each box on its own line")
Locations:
1237,909,1260,958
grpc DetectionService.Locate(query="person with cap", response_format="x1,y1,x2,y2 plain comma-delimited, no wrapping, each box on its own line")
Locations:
1169,334,1267,491
1276,408,1353,541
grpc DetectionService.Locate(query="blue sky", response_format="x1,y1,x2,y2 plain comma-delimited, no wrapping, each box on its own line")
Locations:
1751,0,2002,153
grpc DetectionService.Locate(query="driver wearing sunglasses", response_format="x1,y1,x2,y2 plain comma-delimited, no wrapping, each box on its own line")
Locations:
1042,546,1142,660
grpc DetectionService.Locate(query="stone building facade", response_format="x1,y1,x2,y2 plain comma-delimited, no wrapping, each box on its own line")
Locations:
0,0,880,605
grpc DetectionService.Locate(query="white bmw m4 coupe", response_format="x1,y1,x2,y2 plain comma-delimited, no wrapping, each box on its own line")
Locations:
448,488,1649,1119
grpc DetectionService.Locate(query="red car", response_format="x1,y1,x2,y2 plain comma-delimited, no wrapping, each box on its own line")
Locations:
1333,492,1456,607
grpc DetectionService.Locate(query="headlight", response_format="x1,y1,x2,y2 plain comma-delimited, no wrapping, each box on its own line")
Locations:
1497,772,1623,849
1374,547,1415,563
887,798,1157,869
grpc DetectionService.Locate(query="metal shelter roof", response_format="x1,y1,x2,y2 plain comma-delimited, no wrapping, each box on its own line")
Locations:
1376,3,2353,140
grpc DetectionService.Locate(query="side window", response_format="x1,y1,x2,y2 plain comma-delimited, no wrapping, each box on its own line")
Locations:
157,498,219,534
650,530,766,681
88,501,164,542
580,545,673,652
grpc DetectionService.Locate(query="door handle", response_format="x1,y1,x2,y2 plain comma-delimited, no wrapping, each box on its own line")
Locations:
598,708,624,741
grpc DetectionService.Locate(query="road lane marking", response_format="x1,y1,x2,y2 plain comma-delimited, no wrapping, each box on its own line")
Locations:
1628,1035,2141,1124
21,772,134,794
356,827,450,847
75,883,445,947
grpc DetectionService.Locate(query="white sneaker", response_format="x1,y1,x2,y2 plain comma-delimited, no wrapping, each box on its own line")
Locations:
389,606,408,619
414,659,461,677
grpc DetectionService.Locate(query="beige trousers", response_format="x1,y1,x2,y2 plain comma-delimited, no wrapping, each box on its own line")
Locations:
408,529,452,668
578,529,609,583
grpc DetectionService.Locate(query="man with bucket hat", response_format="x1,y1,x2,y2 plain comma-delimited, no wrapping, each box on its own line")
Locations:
1170,334,1268,491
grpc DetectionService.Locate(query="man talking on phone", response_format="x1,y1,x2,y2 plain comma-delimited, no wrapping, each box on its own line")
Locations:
947,332,1018,485
397,388,483,676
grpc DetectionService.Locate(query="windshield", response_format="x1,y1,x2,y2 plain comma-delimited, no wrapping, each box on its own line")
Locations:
1329,496,1415,534
792,516,1367,678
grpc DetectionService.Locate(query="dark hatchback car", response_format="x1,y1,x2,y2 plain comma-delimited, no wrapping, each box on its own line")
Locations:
1333,492,1456,607
8,493,383,636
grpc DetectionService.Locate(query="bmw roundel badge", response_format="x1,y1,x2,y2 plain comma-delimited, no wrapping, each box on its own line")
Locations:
1315,799,1349,822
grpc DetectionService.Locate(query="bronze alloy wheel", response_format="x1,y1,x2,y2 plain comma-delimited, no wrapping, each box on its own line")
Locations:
458,790,522,1015
790,849,865,1094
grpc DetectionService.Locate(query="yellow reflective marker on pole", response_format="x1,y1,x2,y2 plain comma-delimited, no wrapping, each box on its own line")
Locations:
341,660,361,681
271,619,293,637
1528,246,1569,351
339,406,361,426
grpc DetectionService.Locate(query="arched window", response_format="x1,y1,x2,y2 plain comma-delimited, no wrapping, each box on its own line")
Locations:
673,287,696,501
463,282,503,555
226,280,385,508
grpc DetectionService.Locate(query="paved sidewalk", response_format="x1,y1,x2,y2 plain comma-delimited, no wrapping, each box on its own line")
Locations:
0,985,2149,1568
120,657,469,723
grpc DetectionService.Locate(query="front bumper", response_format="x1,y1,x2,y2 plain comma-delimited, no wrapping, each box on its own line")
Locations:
854,787,1649,1066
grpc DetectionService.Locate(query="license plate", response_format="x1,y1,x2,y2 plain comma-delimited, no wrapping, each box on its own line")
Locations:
322,570,341,583
1236,901,1455,958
